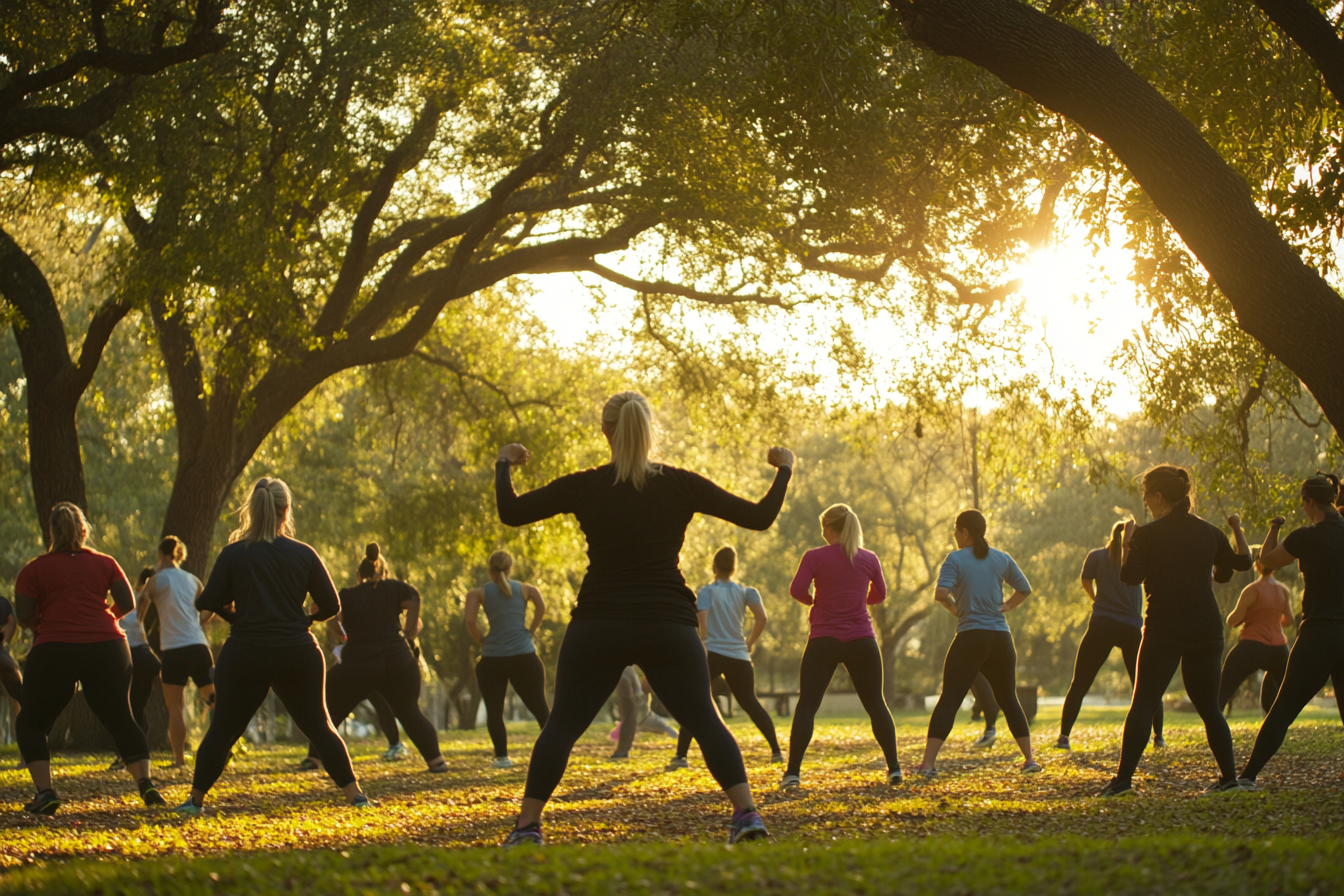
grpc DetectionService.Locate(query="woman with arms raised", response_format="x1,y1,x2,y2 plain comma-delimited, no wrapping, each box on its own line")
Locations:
495,391,793,847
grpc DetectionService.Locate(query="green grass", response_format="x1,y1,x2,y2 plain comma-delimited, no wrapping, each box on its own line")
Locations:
0,707,1340,893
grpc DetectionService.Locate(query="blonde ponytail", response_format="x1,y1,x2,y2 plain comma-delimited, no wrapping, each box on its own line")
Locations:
602,391,659,490
230,477,295,545
488,550,514,595
48,502,90,553
820,503,863,563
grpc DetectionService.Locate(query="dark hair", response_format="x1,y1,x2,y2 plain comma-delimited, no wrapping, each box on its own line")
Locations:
956,509,990,560
1301,472,1341,509
1106,521,1125,567
136,566,154,588
713,546,737,576
358,542,387,581
1141,464,1193,509
158,535,187,563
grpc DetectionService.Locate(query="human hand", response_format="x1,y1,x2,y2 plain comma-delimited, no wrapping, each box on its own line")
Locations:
1269,516,1286,529
498,444,531,466
1123,519,1136,543
767,446,796,468
1227,514,1242,531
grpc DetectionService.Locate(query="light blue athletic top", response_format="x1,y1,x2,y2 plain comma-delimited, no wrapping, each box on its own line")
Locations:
937,547,1032,633
696,580,762,662
480,580,535,658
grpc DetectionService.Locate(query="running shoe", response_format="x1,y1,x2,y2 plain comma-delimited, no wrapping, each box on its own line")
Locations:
23,789,59,815
971,728,998,749
1201,779,1250,795
140,785,168,807
297,757,320,771
174,798,203,818
727,809,768,844
778,774,801,790
351,794,374,809
491,756,514,769
1021,761,1043,775
1152,735,1168,749
609,752,630,761
665,756,690,771
770,752,784,764
888,768,903,786
1236,777,1257,791
1097,778,1133,798
107,758,126,771
1053,735,1071,751
383,743,408,762
910,766,938,782
503,823,544,848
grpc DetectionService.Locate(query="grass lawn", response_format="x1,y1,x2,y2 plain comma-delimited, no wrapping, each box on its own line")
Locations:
0,706,1339,893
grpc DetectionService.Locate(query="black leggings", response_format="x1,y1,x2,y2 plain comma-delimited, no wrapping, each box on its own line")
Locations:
1116,629,1234,785
928,629,1030,741
523,618,746,802
369,689,400,746
306,645,442,763
1060,615,1163,738
0,646,23,705
1218,638,1290,716
16,639,150,764
787,636,898,776
476,652,550,758
129,645,163,737
1242,622,1344,780
194,638,355,793
676,652,780,758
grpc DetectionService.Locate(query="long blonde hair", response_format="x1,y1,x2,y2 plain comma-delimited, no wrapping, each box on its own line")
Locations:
49,502,90,553
820,503,863,562
602,391,659,490
488,550,513,595
230,477,295,545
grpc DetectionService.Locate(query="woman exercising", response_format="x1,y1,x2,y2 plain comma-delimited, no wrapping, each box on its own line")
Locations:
781,505,899,788
495,391,792,846
1056,522,1165,750
467,550,550,769
667,546,781,770
1218,553,1292,717
13,503,165,814
178,478,368,815
1098,464,1251,797
914,509,1038,777
109,568,163,772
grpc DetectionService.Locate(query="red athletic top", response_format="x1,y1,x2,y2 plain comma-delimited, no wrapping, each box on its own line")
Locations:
14,549,131,646
1237,578,1291,647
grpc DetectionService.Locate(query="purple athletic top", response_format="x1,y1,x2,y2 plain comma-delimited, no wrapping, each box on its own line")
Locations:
789,543,887,641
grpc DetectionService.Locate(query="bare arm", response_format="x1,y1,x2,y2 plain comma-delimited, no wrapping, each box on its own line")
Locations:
464,589,484,647
524,584,546,636
135,576,154,617
697,609,709,641
325,614,344,643
1226,585,1257,627
745,602,768,651
1259,517,1297,571
1080,577,1096,601
1001,590,1030,613
934,585,959,618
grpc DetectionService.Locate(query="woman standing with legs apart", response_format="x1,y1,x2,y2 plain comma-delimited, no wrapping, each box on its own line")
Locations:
1098,465,1252,797
781,505,900,789
1217,552,1292,717
1056,522,1165,751
668,546,782,770
176,478,370,815
1238,473,1344,788
914,510,1039,778
12,503,166,814
466,549,550,769
140,536,216,769
495,391,793,846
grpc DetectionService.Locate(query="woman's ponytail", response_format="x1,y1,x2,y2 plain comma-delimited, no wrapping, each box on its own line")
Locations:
602,391,659,490
230,477,294,545
820,503,864,563
956,509,990,560
48,502,90,553
358,542,387,580
488,550,514,595
1106,520,1125,567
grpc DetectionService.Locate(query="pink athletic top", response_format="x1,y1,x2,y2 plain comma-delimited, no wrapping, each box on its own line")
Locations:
789,543,887,641
1237,578,1291,647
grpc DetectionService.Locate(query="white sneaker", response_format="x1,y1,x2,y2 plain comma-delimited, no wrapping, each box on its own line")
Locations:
778,774,801,790
665,756,690,770
383,742,408,762
972,728,997,749
491,756,514,769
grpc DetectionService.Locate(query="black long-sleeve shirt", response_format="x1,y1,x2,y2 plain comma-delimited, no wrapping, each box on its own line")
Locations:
197,536,340,647
1120,501,1252,640
496,460,792,625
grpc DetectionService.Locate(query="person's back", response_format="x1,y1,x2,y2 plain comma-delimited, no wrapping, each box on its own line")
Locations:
791,543,884,640
198,536,337,646
940,546,1029,633
1238,579,1290,646
1123,507,1239,636
151,567,207,650
1081,547,1143,627
698,580,760,660
1283,515,1344,624
17,549,128,645
339,578,415,661
480,580,534,657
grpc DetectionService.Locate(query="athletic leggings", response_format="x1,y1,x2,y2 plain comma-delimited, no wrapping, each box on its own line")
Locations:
970,673,998,728
1060,615,1163,738
476,652,551,758
523,618,746,802
0,646,23,705
16,639,150,764
129,645,163,737
676,652,780,758
928,629,1030,741
1115,630,1235,785
369,689,400,746
1218,639,1290,716
307,645,441,763
1242,622,1344,780
194,638,355,793
787,636,899,776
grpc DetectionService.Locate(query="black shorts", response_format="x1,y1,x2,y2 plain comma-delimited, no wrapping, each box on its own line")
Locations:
160,643,214,688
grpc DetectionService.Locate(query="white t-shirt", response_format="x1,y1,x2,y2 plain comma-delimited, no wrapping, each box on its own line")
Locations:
119,608,149,648
150,567,208,650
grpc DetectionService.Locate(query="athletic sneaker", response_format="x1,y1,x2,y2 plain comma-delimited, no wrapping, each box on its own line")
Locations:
23,789,59,815
770,752,784,764
1152,735,1168,749
665,756,690,770
491,756,514,769
1201,779,1250,795
1097,778,1133,798
1021,761,1043,774
888,768,903,786
383,743,407,762
1236,777,1257,791
910,766,939,782
609,752,630,761
972,727,997,749
297,757,320,771
174,798,204,817
503,823,544,848
727,809,768,844
140,785,168,807
1053,735,1071,751
351,794,374,809
778,774,801,790
107,758,126,771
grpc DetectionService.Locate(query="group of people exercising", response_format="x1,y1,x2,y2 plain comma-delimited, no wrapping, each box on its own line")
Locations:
8,391,1343,846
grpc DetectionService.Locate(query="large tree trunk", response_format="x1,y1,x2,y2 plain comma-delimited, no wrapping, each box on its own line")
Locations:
897,0,1344,433
159,439,246,578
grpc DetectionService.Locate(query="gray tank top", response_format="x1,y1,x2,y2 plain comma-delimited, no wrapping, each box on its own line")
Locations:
480,580,535,657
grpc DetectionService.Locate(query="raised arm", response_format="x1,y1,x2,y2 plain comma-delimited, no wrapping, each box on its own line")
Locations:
1214,515,1254,583
524,584,546,636
135,574,155,617
1120,520,1144,585
689,448,794,531
494,444,587,527
464,588,485,647
1258,517,1296,571
401,585,423,640
1226,583,1258,628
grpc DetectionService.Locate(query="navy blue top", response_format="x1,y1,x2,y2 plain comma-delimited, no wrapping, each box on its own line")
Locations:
197,537,340,648
1081,548,1143,628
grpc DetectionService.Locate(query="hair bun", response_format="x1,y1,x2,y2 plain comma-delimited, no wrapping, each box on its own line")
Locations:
365,542,380,561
